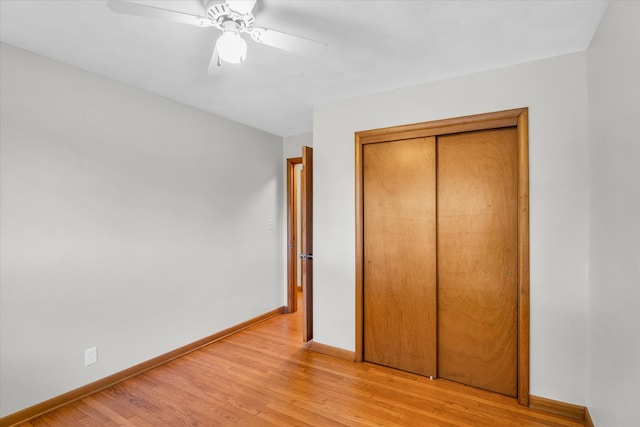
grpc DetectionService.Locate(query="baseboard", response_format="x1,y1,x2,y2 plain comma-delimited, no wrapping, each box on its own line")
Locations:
0,306,285,427
529,395,588,422
584,407,595,427
306,340,356,361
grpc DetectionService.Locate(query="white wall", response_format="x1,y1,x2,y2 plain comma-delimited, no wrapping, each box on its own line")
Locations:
313,52,590,405
586,2,640,426
283,132,312,160
0,43,284,417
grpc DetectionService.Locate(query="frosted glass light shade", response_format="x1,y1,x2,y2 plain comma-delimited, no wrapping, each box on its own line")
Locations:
216,31,247,64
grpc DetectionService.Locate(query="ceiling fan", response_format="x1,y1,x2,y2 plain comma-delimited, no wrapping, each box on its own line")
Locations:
107,0,328,72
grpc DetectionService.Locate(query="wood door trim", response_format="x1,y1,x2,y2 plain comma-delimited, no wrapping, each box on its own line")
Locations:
286,157,302,314
355,137,365,362
516,110,530,405
357,109,521,144
355,108,530,404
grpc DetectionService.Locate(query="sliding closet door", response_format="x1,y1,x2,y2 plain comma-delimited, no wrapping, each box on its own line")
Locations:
437,128,518,396
363,137,437,377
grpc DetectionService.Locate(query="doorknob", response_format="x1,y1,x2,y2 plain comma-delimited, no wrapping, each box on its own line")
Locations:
299,253,313,260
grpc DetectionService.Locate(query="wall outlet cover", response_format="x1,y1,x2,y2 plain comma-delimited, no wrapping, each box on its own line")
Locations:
85,347,97,366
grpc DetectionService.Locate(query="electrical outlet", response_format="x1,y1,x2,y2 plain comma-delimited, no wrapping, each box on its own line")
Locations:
84,347,97,366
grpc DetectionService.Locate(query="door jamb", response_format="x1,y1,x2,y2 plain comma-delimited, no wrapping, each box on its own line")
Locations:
354,108,530,406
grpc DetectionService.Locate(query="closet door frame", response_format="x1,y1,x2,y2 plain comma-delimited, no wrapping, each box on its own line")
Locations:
354,108,530,406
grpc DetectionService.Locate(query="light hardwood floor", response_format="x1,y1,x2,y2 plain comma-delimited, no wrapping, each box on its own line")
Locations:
18,298,583,426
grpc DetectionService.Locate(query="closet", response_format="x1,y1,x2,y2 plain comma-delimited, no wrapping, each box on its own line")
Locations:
355,109,529,403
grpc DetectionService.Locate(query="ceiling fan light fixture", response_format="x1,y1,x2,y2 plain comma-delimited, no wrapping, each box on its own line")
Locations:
106,0,327,72
216,26,247,64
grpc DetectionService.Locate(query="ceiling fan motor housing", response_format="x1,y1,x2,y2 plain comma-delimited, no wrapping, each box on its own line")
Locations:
204,0,255,31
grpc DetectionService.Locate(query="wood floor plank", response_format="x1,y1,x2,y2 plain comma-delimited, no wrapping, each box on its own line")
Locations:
254,406,312,427
18,303,583,427
23,419,52,427
39,405,101,426
153,365,265,418
80,395,137,426
73,401,111,425
124,375,244,426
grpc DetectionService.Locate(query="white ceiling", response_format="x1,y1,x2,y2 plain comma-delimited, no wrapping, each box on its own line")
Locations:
0,0,608,136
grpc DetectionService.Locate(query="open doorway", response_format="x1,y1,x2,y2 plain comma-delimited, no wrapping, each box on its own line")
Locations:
286,156,302,313
286,147,313,342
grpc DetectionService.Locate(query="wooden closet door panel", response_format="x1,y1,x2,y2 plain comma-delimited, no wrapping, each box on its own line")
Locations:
437,128,518,396
363,137,437,377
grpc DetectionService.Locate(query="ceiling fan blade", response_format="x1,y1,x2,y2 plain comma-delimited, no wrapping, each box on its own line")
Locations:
249,27,327,57
107,0,212,27
225,0,257,15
